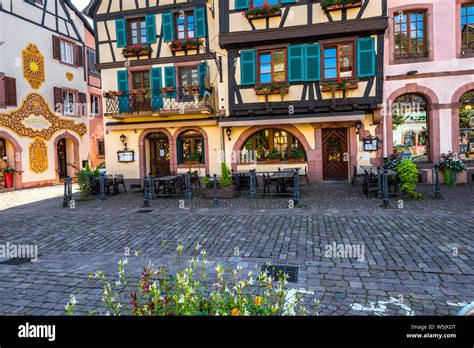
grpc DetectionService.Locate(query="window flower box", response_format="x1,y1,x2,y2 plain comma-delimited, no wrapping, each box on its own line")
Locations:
104,91,123,98
321,0,362,12
168,39,203,52
184,84,200,94
160,87,175,93
321,79,359,92
254,83,289,95
244,5,282,20
122,44,153,58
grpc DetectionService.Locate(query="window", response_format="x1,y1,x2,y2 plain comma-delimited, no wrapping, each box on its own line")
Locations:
461,4,474,53
97,139,105,157
392,94,429,161
179,66,199,94
394,11,427,59
242,129,305,162
91,95,100,115
62,91,75,116
258,49,286,84
459,91,474,159
132,71,150,91
175,11,195,40
60,41,74,64
323,43,354,80
87,49,99,75
252,0,279,6
178,130,204,164
128,18,147,45
0,75,17,108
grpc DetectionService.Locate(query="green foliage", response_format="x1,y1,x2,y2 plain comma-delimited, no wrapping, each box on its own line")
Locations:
436,153,467,172
203,175,215,189
266,150,281,160
396,160,421,198
184,152,201,162
77,164,100,200
290,147,305,159
383,155,403,171
220,162,233,187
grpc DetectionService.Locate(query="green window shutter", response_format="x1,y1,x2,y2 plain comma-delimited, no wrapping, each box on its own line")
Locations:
198,62,208,96
240,49,255,86
164,66,176,98
162,12,174,42
281,0,296,3
150,67,163,110
117,70,129,113
235,0,249,10
200,137,205,163
177,138,183,164
357,37,376,78
194,7,206,38
288,45,304,82
145,15,157,44
304,44,320,81
115,18,127,48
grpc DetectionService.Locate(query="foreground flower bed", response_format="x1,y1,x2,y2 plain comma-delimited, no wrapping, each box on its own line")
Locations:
66,244,313,316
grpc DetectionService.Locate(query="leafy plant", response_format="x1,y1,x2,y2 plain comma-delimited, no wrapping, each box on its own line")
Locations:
266,150,281,160
436,152,467,172
77,164,100,200
184,152,201,163
321,0,362,11
220,162,233,187
383,155,403,171
244,4,281,19
290,147,305,159
396,159,421,198
203,175,215,189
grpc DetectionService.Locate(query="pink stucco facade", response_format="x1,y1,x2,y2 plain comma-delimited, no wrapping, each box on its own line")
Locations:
384,0,474,182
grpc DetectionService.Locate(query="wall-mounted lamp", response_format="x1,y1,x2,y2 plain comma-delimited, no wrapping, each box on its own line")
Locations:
225,127,232,141
119,133,127,146
355,121,363,135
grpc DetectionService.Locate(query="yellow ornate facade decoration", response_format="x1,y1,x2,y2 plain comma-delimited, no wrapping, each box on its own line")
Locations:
22,44,45,90
0,93,87,140
29,138,48,173
66,72,74,81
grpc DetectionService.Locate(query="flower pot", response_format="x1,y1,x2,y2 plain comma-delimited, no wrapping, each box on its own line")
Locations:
184,160,200,165
289,158,305,163
205,186,235,199
443,168,458,186
4,172,14,188
266,159,280,164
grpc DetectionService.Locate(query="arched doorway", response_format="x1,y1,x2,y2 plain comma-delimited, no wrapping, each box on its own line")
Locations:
458,91,474,159
0,131,23,189
53,133,79,180
392,94,429,161
147,132,170,176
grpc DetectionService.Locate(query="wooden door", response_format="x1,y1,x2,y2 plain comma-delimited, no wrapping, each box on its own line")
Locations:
322,128,348,180
149,133,170,176
57,138,68,179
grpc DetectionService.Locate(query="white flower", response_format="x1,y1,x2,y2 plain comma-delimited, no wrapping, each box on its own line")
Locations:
236,265,243,271
248,271,253,278
178,295,185,304
248,278,255,286
70,295,77,305
195,243,201,251
200,249,207,257
105,311,110,316
134,250,140,257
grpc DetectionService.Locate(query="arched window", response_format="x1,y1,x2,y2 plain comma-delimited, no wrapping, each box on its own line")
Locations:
392,94,429,161
459,91,474,159
241,129,306,163
177,130,204,164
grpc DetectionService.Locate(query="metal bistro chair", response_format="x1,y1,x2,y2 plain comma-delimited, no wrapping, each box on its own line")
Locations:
351,165,365,188
173,174,186,194
189,170,201,189
263,172,281,194
114,174,127,193
363,169,379,198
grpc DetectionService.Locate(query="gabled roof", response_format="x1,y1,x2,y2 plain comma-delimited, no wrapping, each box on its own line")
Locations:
83,0,100,19
64,0,94,33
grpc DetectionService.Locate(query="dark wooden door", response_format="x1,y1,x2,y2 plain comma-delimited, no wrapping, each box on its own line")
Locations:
322,128,348,180
57,138,68,179
149,133,170,176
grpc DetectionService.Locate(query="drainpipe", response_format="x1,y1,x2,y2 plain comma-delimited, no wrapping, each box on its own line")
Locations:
221,125,226,168
383,99,388,159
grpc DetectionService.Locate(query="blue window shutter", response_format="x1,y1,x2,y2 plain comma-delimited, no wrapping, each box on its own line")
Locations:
164,66,176,98
117,70,129,113
150,67,163,111
115,19,127,48
240,49,256,86
357,37,376,78
304,44,320,81
281,0,296,3
145,15,157,44
198,62,207,96
200,137,205,163
177,138,183,164
162,13,174,42
288,45,304,82
235,0,249,10
194,7,206,38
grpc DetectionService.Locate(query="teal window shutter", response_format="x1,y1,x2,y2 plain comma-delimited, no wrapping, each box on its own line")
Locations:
150,67,163,110
235,0,249,10
145,15,157,44
281,0,296,3
357,37,376,78
240,49,256,86
117,70,129,113
164,66,176,98
162,13,174,42
115,18,127,48
304,44,320,81
198,62,208,96
288,45,304,82
194,7,206,38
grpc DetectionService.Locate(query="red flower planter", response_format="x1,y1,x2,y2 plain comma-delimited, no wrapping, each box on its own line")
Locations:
4,172,13,188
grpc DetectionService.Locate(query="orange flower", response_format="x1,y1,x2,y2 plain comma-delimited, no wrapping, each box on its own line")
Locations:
254,296,262,307
231,308,240,316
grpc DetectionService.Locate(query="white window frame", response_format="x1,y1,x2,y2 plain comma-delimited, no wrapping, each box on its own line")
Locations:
91,95,100,115
60,40,74,65
63,91,75,116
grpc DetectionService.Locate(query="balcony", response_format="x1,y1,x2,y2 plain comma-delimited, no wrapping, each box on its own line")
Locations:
103,87,214,117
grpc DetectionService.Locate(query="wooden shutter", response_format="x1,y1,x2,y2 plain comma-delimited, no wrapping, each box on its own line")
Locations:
78,92,86,116
194,7,206,38
235,0,249,10
145,15,157,44
117,70,129,113
150,67,163,110
75,45,84,67
198,62,208,96
162,13,174,43
52,35,61,60
240,49,256,86
357,37,376,78
5,77,17,107
288,45,304,82
164,66,176,98
304,44,320,81
115,18,127,48
54,87,63,113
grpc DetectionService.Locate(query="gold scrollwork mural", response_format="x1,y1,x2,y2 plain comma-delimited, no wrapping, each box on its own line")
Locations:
0,93,87,140
29,138,48,173
22,44,45,90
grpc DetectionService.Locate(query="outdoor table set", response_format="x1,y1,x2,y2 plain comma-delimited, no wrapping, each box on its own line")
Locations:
360,165,399,198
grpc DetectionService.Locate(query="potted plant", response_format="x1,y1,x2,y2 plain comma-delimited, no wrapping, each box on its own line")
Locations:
321,78,358,92
321,0,363,12
289,148,305,162
244,4,282,20
204,163,235,199
122,44,153,57
436,153,467,186
184,152,201,165
255,83,289,96
3,166,17,189
266,150,281,164
168,39,203,52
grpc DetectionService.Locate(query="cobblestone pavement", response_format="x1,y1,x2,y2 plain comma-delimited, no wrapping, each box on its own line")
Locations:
0,183,473,316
